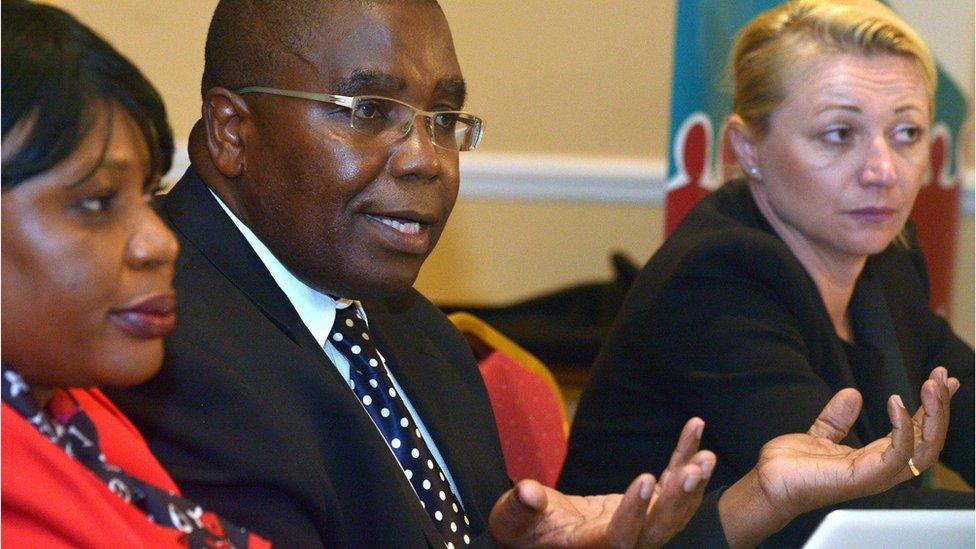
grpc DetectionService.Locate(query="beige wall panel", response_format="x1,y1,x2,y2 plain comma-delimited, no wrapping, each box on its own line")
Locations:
45,0,218,141
439,0,676,157
415,199,664,304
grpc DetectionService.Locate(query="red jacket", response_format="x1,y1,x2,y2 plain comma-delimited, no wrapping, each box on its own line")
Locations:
3,388,209,548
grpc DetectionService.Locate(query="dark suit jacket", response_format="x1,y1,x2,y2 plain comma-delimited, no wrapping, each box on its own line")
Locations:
108,168,512,548
560,180,974,546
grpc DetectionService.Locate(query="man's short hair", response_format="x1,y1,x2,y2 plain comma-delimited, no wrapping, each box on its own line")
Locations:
201,0,441,97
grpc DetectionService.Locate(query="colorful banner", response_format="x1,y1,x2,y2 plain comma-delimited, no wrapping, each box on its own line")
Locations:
665,0,970,313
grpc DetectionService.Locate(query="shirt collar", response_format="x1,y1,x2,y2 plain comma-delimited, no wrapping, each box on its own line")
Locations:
209,190,353,347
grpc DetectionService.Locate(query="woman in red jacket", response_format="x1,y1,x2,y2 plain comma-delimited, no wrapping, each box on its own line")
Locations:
1,3,268,547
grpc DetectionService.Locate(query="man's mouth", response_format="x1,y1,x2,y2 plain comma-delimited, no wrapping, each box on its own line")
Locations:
363,212,435,255
371,215,422,235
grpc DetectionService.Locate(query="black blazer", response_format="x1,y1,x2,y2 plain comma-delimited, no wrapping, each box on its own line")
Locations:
560,180,974,546
109,168,512,548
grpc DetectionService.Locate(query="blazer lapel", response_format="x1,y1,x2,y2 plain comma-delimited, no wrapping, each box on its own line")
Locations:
848,264,917,432
162,168,310,346
739,185,880,441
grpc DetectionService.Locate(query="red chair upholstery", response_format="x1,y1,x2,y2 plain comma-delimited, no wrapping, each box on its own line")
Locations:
449,313,568,487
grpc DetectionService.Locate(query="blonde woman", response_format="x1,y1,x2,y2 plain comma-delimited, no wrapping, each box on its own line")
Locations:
563,0,972,546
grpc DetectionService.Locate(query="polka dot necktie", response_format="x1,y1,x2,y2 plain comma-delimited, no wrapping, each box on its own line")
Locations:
329,302,473,547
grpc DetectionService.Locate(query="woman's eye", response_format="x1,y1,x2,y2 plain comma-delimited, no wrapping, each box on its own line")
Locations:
821,127,852,145
893,125,924,144
77,191,117,215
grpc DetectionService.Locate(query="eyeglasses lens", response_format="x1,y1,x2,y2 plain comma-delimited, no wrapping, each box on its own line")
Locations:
348,97,481,151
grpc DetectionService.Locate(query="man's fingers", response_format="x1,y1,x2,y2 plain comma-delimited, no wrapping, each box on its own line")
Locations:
880,394,914,469
683,450,716,494
665,418,705,473
916,379,948,439
487,480,548,544
807,388,862,441
658,449,714,496
639,460,711,546
912,374,952,467
640,459,714,547
605,474,655,548
691,450,717,486
948,377,960,396
514,479,548,512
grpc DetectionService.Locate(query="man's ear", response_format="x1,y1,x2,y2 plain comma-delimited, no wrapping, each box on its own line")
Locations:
202,87,251,178
726,114,761,180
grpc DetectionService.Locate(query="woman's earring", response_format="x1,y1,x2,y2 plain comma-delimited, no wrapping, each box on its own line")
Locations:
748,166,761,179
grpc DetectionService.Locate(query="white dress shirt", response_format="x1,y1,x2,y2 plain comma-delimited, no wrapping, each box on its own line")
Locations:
210,191,464,504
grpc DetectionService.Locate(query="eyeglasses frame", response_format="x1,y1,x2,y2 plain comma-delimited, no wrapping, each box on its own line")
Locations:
235,86,484,151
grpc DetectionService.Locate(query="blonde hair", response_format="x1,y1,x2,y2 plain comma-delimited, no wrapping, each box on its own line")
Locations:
731,0,936,138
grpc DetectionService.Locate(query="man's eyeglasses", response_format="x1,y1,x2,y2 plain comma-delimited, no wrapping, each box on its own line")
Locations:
236,86,484,152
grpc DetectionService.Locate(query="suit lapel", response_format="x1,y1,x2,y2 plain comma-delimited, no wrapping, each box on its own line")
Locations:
738,185,879,441
848,263,917,436
163,168,311,346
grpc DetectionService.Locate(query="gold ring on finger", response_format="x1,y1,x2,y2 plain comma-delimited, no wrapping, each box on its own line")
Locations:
908,458,921,477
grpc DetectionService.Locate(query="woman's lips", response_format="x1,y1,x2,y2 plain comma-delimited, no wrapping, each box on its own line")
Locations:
847,207,897,223
109,292,177,339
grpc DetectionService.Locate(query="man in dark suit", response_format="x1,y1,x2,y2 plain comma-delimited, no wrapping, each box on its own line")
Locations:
109,1,716,546
109,1,958,547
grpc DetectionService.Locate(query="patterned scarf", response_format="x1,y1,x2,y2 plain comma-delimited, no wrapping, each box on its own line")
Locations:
2,366,268,548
